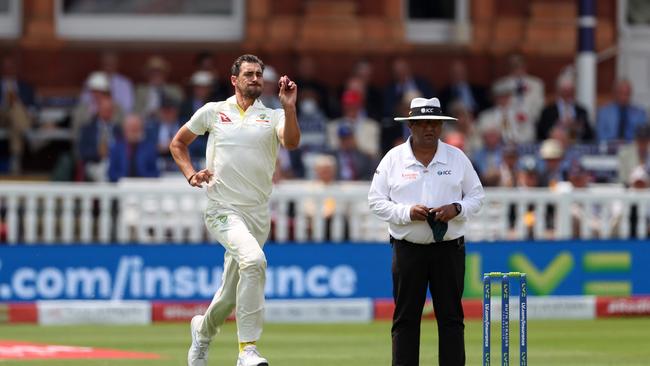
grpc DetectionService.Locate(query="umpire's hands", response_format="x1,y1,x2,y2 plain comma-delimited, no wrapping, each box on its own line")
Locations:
429,204,458,223
189,168,213,188
409,205,430,221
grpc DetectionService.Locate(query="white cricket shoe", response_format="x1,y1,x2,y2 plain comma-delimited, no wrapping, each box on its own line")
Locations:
188,315,210,366
236,345,268,366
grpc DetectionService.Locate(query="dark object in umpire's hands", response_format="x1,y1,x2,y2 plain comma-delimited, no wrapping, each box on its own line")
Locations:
426,212,448,242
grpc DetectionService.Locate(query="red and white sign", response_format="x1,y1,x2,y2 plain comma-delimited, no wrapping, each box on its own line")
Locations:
152,301,211,322
374,299,437,320
0,341,160,360
374,296,597,320
7,303,38,323
597,296,650,317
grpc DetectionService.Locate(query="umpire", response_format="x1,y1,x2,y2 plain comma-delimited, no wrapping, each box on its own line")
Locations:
368,97,484,366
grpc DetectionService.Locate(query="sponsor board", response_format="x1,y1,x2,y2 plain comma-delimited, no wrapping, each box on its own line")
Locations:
596,296,650,317
6,303,37,323
0,245,374,301
264,298,373,323
374,296,596,320
485,296,596,320
375,299,438,320
37,301,151,325
0,340,160,360
0,241,649,301
153,299,373,323
153,301,211,322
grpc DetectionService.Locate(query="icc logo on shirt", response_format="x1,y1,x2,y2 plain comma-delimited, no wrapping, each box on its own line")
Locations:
437,170,452,176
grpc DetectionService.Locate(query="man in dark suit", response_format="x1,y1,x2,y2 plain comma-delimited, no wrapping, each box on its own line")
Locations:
383,57,435,119
537,72,593,142
76,96,120,181
440,60,489,116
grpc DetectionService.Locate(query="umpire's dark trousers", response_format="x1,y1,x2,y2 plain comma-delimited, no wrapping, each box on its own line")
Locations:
390,236,466,366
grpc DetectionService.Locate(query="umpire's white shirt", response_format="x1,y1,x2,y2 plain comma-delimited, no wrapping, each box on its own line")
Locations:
368,138,484,244
185,95,285,206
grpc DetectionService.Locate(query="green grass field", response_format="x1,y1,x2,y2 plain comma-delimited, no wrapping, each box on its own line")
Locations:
3,318,650,365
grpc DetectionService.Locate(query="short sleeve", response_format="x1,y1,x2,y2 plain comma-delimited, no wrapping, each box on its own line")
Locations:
185,103,213,136
273,108,286,137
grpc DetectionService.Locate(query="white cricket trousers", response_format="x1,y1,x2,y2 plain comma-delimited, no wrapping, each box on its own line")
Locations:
196,200,270,343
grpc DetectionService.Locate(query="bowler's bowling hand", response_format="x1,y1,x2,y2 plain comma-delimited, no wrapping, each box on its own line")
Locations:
189,168,213,188
278,75,297,107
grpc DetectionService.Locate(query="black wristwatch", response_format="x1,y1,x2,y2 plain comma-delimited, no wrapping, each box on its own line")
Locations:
452,202,462,215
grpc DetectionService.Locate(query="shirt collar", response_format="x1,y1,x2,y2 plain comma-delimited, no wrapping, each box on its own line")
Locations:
226,95,265,111
401,137,448,168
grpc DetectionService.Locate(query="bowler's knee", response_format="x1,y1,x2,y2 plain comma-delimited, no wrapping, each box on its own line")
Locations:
239,250,267,273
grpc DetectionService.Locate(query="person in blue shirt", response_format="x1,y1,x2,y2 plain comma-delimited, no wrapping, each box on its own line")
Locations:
596,79,648,142
107,114,159,182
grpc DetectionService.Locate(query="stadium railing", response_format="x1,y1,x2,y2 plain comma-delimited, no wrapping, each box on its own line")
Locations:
0,178,648,244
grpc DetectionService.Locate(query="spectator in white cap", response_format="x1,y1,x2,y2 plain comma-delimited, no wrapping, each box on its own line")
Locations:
493,54,545,127
76,92,120,182
538,138,568,188
72,71,123,137
369,96,484,366
259,65,281,109
629,165,649,188
478,80,535,145
80,51,135,114
627,165,650,238
192,50,228,101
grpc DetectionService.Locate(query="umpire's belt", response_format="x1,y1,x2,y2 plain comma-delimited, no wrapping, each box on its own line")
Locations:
390,235,464,248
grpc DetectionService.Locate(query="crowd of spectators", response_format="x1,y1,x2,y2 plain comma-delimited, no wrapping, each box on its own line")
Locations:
1,52,650,191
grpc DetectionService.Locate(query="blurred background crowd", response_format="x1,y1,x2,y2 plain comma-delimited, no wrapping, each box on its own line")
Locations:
1,0,649,193
2,51,649,192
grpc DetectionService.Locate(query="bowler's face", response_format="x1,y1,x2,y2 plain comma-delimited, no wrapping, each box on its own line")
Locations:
233,62,263,99
408,119,443,147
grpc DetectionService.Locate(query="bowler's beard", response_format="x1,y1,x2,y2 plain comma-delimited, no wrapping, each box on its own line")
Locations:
238,84,262,100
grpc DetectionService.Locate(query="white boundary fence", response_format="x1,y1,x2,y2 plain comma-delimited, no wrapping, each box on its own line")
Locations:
0,179,648,244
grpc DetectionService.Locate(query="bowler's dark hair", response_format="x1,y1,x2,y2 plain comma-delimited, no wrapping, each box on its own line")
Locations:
231,54,265,76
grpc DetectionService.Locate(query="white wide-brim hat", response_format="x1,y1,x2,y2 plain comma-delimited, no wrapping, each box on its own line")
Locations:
394,97,457,121
191,71,214,86
86,71,111,93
